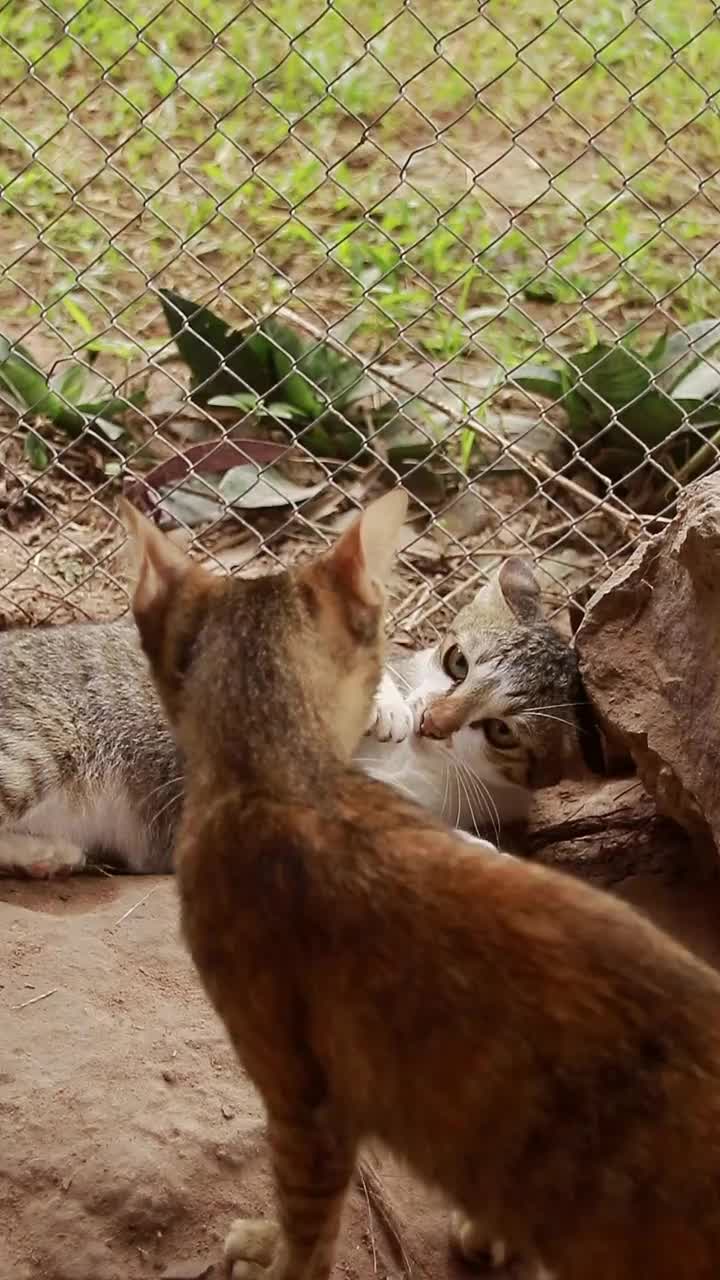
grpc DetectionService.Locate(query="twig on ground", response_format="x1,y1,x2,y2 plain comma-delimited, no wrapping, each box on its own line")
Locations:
12,987,58,1011
356,1157,413,1278
112,885,159,928
358,1165,378,1275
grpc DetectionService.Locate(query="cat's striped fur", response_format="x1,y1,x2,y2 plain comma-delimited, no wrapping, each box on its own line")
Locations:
0,561,592,877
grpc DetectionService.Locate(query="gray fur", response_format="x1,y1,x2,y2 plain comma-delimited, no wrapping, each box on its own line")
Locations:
0,620,179,875
0,559,591,876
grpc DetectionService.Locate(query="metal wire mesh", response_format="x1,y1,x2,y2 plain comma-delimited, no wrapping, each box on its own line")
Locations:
1,1,719,642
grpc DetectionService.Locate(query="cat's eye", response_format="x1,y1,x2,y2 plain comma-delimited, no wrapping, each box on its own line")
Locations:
442,644,468,683
473,717,519,750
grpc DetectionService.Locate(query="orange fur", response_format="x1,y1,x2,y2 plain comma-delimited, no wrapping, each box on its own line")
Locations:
125,494,720,1280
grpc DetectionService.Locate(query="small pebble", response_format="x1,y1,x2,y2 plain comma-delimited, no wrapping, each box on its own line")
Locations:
221,1104,235,1120
162,1069,176,1084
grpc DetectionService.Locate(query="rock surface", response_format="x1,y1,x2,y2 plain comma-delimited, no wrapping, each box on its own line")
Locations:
576,473,720,854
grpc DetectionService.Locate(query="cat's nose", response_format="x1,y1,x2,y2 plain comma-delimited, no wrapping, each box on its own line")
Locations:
419,708,448,739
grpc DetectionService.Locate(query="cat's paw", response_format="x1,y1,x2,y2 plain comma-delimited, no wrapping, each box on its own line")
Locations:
454,830,505,856
366,675,413,743
225,1218,280,1280
449,1211,508,1270
405,688,429,735
0,833,86,879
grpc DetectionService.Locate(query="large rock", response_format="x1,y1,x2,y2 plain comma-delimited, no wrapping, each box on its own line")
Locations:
576,474,720,853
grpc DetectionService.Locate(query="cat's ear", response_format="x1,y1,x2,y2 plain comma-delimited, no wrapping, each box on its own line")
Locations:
470,556,543,625
326,488,408,606
497,556,542,624
119,499,192,617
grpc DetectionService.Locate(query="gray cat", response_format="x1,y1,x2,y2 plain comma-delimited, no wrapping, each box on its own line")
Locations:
0,558,594,878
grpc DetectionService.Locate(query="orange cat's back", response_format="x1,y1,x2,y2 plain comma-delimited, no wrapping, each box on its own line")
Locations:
177,768,720,1280
124,491,720,1280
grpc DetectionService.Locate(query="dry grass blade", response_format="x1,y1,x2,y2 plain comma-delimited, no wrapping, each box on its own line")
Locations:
12,987,58,1011
356,1157,414,1278
111,885,160,928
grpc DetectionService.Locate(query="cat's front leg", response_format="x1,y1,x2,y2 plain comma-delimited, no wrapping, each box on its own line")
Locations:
0,830,86,879
453,830,504,856
450,1212,546,1279
225,1110,354,1280
449,1210,510,1271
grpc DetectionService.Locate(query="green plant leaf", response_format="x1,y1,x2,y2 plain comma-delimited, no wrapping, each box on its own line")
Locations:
208,392,303,422
81,389,145,414
618,389,691,445
262,317,364,412
24,430,49,470
563,343,652,436
267,400,305,421
61,294,95,336
510,363,565,400
652,319,720,395
159,288,276,400
54,361,89,405
208,392,259,411
260,318,326,418
94,417,126,440
0,334,87,432
646,329,668,367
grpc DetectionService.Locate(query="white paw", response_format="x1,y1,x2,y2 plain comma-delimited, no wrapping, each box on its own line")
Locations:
370,699,414,743
0,833,86,879
405,688,428,734
366,673,413,743
450,1211,507,1269
454,830,504,856
225,1218,279,1279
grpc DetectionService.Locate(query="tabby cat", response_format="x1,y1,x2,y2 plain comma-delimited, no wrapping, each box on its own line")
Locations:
0,554,588,878
126,490,720,1280
363,555,589,843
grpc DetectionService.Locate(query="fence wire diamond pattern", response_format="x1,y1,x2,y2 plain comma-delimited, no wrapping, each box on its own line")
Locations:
1,1,720,640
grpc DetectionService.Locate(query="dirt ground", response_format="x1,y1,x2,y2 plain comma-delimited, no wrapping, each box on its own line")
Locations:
2,815,720,1280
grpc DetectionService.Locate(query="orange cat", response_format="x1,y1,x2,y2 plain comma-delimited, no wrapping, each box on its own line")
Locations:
124,492,720,1280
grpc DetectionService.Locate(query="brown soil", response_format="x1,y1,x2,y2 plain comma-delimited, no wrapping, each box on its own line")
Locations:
2,804,720,1280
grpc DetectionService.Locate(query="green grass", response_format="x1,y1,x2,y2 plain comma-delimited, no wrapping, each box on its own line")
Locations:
1,0,720,379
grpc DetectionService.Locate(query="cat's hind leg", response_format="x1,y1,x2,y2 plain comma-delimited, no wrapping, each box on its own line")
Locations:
450,1212,547,1279
0,830,86,878
0,743,86,877
225,1110,354,1280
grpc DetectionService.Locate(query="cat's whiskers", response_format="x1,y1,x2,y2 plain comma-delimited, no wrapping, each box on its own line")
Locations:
451,764,462,829
386,662,412,693
149,788,184,832
452,762,478,837
354,755,412,784
440,760,450,823
458,757,501,845
451,758,482,837
522,701,584,713
523,711,575,729
144,774,184,805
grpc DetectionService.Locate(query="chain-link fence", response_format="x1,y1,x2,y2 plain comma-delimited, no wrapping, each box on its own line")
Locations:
1,2,719,642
